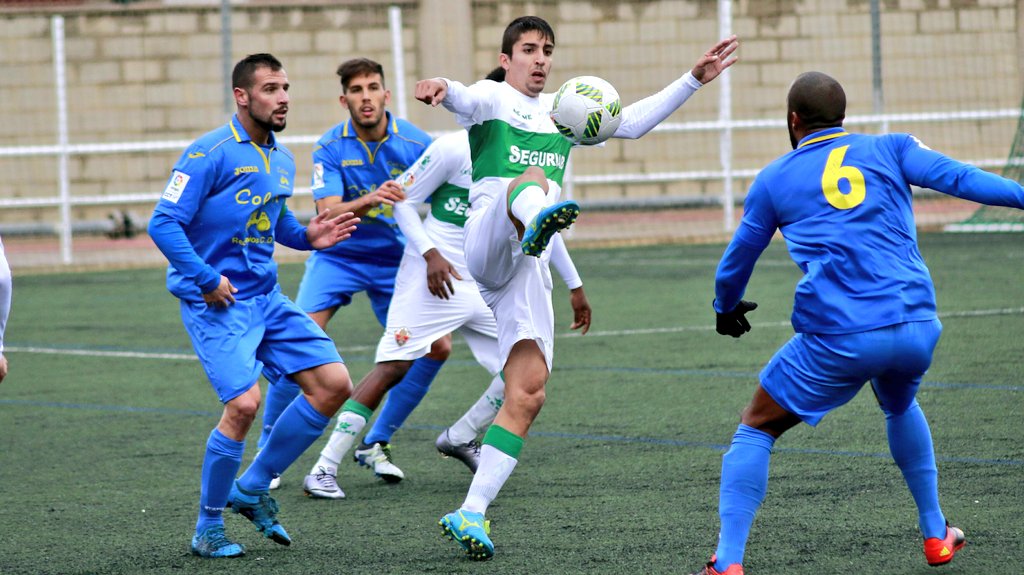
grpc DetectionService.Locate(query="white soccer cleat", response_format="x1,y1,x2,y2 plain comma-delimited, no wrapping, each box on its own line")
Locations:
302,467,346,499
353,442,405,483
268,475,281,490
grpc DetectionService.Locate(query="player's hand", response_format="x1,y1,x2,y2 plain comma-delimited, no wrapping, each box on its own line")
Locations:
203,275,238,308
308,208,359,249
424,248,462,300
415,78,448,107
691,35,739,84
367,183,406,207
569,286,591,335
715,299,757,338
0,354,8,384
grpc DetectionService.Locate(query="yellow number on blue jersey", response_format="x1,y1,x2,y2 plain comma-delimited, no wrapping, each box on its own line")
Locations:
821,145,866,210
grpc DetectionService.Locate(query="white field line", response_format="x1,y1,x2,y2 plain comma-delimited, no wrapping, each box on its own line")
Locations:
8,306,1023,359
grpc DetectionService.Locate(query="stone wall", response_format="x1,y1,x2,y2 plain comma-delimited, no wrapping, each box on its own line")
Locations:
0,0,1020,227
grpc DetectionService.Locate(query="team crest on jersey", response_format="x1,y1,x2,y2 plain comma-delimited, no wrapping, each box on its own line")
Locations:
394,327,411,346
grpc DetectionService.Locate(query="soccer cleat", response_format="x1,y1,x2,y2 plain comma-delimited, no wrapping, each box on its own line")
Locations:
435,429,481,473
190,525,245,558
439,509,493,560
302,466,346,500
521,200,580,257
268,475,281,490
690,556,744,575
226,481,291,546
924,524,965,566
353,442,405,483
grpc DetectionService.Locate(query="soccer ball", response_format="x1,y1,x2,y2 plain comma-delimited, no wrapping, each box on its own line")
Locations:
550,76,623,146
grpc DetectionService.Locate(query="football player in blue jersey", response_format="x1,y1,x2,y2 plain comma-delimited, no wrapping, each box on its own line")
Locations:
148,53,359,559
692,71,1024,575
258,58,451,489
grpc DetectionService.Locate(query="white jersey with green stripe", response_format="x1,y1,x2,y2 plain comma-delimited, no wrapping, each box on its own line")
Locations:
441,79,573,215
395,130,474,275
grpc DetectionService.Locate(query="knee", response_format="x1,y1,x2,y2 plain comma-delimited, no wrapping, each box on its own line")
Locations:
509,167,549,194
507,382,546,415
226,394,261,425
426,335,452,361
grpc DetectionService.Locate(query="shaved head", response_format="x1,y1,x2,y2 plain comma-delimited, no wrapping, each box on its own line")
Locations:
787,72,846,148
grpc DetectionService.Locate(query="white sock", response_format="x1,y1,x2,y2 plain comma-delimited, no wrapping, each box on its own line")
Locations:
311,411,367,475
448,374,505,444
462,444,518,514
509,185,546,226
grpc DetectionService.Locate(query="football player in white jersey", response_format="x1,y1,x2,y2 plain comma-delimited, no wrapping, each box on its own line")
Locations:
302,68,588,501
416,15,738,560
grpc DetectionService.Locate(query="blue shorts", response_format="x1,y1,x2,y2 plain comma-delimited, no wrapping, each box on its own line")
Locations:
180,286,343,403
760,319,942,426
294,252,399,325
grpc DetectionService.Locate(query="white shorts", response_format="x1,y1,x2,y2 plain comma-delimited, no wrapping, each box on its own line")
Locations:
376,250,502,375
464,195,555,372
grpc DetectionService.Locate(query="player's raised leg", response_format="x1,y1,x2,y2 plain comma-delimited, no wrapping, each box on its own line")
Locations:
507,167,578,257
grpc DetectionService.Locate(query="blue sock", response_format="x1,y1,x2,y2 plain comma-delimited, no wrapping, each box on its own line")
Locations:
715,424,775,571
257,375,302,450
362,356,444,445
196,428,245,534
238,395,329,493
884,400,946,539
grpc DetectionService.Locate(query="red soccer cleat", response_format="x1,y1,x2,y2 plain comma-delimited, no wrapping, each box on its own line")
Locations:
924,524,965,566
691,555,744,575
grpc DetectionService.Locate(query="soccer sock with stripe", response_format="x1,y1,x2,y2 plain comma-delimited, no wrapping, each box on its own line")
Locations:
196,428,244,534
238,394,329,493
362,356,444,445
310,399,372,476
508,182,546,227
884,399,946,539
447,373,505,444
715,424,775,571
461,424,522,514
257,375,301,450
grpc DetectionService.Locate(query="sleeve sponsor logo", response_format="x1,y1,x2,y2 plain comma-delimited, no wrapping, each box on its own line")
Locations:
161,170,190,203
312,162,325,190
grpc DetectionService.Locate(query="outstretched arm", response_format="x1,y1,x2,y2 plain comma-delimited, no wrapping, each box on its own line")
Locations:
614,35,739,139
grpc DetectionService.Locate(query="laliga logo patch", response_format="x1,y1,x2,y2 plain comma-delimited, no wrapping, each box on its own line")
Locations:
394,327,411,346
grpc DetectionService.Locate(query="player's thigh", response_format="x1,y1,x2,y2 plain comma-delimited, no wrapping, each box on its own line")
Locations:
480,262,555,373
465,198,519,289
872,319,942,415
366,261,400,327
759,331,875,427
294,253,365,313
258,289,344,379
180,299,264,403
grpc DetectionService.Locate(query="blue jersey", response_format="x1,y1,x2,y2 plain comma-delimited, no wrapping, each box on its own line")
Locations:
151,115,310,303
310,112,431,265
716,127,1024,334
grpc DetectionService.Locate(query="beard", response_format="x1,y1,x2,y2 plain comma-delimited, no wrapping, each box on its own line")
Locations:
249,107,287,133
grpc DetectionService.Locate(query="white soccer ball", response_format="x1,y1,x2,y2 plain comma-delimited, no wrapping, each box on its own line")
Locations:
550,76,623,146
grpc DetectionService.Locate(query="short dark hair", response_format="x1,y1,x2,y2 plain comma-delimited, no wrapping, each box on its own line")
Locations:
501,15,555,56
232,53,283,91
336,58,386,91
788,71,846,130
485,66,506,83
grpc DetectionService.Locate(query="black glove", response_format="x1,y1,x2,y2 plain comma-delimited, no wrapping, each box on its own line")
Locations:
715,299,758,338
